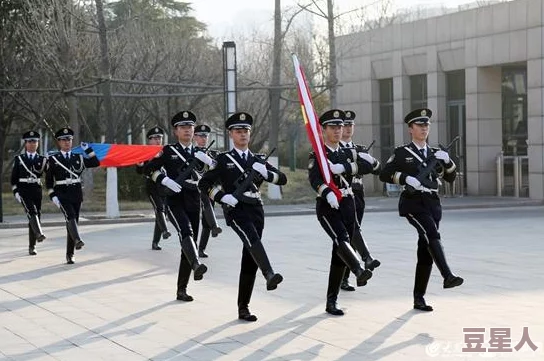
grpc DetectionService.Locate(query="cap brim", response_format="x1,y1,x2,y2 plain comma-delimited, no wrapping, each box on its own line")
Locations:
228,124,251,130
322,120,344,126
56,136,73,140
173,121,195,127
24,138,40,141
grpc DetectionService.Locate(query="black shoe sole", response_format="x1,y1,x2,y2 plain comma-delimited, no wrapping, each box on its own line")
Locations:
365,259,381,271
340,284,356,291
356,269,373,286
211,227,222,237
193,264,208,281
414,304,433,312
75,240,85,250
37,235,46,243
176,295,194,302
444,277,464,289
326,308,345,316
266,273,283,291
198,252,208,258
162,231,171,240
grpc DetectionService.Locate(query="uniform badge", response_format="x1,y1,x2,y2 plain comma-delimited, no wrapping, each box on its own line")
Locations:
405,157,414,163
227,163,235,169
240,113,246,121
183,111,188,118
333,110,339,118
171,155,178,159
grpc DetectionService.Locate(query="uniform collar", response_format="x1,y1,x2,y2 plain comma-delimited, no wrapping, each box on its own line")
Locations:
326,145,341,152
233,147,250,158
27,152,37,158
61,151,71,157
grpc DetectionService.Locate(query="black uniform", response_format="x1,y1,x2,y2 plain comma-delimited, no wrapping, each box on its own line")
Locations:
339,141,382,290
196,149,222,257
308,142,377,315
11,151,47,254
145,141,207,301
46,143,100,263
379,108,463,311
136,161,170,250
199,147,286,321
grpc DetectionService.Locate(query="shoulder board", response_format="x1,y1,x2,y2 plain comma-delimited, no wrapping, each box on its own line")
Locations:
430,146,440,151
396,143,411,150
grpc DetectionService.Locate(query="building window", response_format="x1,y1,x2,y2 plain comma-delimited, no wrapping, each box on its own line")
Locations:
502,67,527,156
379,78,394,161
447,70,465,101
410,74,427,110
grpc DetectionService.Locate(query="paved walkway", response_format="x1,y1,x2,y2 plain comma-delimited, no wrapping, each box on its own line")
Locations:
1,202,543,360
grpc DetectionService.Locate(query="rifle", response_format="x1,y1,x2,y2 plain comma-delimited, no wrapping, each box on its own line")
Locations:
357,140,375,153
407,135,461,191
231,147,276,205
164,140,215,195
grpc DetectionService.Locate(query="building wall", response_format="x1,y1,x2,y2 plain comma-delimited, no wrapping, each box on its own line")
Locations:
336,0,544,198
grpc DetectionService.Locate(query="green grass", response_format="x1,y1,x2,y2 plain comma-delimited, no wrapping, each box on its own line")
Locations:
2,167,315,216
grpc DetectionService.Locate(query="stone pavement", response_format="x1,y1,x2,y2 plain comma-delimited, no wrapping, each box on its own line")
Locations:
1,204,544,360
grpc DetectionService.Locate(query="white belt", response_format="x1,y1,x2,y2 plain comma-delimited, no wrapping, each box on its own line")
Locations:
339,188,353,197
19,178,41,184
352,178,363,185
243,191,261,199
55,178,81,185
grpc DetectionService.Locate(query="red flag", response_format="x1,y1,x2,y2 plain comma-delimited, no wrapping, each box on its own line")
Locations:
292,54,342,200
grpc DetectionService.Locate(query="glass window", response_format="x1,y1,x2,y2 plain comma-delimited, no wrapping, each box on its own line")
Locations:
447,70,465,101
410,74,427,109
379,79,394,161
502,67,527,156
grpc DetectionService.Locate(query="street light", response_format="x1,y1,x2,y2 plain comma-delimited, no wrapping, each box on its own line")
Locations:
223,41,237,150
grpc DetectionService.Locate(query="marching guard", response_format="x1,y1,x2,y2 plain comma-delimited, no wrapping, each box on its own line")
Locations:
136,126,171,250
379,108,464,312
308,109,379,316
45,127,100,264
11,131,47,255
199,112,286,322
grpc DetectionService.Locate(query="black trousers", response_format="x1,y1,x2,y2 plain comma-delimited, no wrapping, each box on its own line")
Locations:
228,203,264,278
19,188,42,248
58,198,81,256
167,198,200,291
147,184,168,242
404,202,442,299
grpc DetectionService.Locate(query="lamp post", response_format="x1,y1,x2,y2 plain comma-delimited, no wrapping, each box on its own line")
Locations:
223,41,237,150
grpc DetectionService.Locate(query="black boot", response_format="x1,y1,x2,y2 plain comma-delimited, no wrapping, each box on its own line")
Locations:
176,254,193,301
66,219,84,250
201,194,222,237
351,227,380,271
413,264,433,311
427,239,464,289
155,211,171,239
29,214,46,242
28,224,37,255
66,254,75,264
325,263,345,316
151,223,162,250
238,272,258,322
198,227,210,258
247,240,283,291
181,236,207,281
340,268,355,291
336,241,372,287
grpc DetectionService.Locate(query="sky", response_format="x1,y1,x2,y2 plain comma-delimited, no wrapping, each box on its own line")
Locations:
191,0,495,41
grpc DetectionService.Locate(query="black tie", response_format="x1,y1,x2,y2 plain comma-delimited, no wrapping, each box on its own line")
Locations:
419,148,426,159
185,147,191,154
65,153,70,160
241,152,246,164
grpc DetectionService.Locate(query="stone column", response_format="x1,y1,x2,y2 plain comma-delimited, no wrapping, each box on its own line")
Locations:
465,67,502,196
527,54,544,199
426,48,446,146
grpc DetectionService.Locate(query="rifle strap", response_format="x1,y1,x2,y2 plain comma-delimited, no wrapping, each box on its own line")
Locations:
404,146,425,164
169,145,188,164
18,155,38,179
225,153,245,175
52,154,82,179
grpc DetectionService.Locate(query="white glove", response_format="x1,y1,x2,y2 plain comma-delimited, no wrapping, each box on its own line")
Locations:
52,196,61,208
14,192,22,203
252,162,268,177
80,142,89,151
405,176,422,189
434,150,450,163
194,151,213,166
161,177,182,193
325,192,339,209
221,194,239,207
358,152,376,164
329,163,345,175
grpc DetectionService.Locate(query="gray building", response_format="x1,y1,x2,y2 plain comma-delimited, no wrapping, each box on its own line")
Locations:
336,0,543,199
